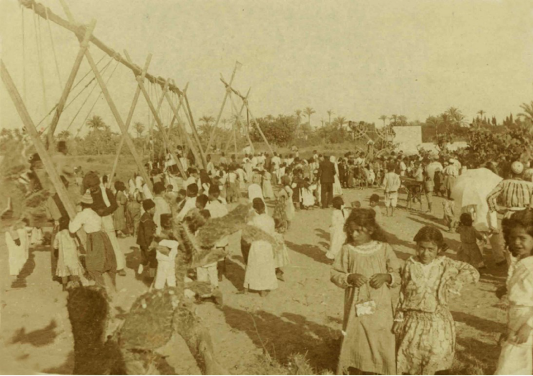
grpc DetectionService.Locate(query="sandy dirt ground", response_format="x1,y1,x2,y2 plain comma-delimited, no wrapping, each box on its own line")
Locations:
0,187,507,374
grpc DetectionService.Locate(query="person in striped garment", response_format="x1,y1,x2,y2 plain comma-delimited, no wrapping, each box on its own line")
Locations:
486,161,533,267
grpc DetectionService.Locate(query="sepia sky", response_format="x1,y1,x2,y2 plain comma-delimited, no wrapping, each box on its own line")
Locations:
1,0,533,135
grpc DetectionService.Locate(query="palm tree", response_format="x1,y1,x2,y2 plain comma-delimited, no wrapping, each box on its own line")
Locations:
200,115,215,128
295,110,302,126
304,107,316,127
333,116,347,129
518,101,533,123
87,115,105,131
133,122,145,138
398,115,408,126
477,110,486,120
58,130,71,140
446,107,465,127
379,115,387,127
390,114,398,127
327,110,334,125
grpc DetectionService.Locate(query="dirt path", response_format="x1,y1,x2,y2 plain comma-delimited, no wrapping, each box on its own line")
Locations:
0,187,507,374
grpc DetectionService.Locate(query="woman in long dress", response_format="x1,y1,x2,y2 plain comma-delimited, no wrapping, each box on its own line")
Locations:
243,198,278,296
262,170,274,199
331,156,343,196
113,181,128,237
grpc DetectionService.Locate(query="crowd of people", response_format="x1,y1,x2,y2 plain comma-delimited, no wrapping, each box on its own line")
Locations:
4,139,533,375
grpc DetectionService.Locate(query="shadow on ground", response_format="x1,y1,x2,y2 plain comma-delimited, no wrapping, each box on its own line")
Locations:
10,320,58,347
218,305,339,373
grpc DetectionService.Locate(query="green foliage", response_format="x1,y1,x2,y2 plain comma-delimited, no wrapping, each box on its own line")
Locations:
250,115,297,147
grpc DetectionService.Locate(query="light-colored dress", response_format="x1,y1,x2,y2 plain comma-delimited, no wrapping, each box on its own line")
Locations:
262,171,274,199
395,256,480,375
54,230,85,278
244,213,278,291
113,190,128,233
331,241,400,375
496,256,533,375
326,208,347,260
6,228,29,276
333,163,343,196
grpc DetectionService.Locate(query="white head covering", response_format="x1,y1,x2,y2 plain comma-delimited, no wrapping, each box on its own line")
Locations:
330,156,336,163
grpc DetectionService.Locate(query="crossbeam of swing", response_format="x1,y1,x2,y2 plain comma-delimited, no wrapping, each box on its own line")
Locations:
220,76,274,154
19,0,184,96
55,0,153,196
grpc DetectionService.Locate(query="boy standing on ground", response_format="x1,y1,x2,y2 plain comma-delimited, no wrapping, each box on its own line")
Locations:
383,163,401,217
369,193,383,224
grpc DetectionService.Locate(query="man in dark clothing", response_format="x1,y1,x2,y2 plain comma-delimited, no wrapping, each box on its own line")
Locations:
136,199,157,278
317,155,336,209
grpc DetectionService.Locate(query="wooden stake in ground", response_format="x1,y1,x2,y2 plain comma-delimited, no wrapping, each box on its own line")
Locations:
107,54,152,189
182,88,207,166
1,60,82,237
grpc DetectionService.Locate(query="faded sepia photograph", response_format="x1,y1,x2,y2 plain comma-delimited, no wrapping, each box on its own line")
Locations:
1,0,533,374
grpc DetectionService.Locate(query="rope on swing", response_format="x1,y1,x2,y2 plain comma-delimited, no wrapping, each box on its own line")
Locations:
44,6,63,89
21,4,27,102
73,59,121,139
32,3,47,115
63,59,115,132
37,56,113,130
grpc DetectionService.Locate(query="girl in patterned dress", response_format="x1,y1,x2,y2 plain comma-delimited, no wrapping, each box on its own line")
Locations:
496,209,533,374
331,209,400,375
394,226,480,375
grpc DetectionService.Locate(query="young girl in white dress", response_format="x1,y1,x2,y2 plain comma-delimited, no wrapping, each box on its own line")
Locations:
326,196,348,260
243,198,278,296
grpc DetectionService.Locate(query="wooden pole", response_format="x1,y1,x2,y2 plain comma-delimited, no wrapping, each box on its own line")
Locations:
46,20,96,148
164,82,206,169
134,76,188,179
123,52,188,179
57,0,153,193
107,54,152,189
205,63,239,153
220,76,274,154
182,87,207,165
0,60,85,243
20,0,183,96
163,90,205,171
229,89,254,152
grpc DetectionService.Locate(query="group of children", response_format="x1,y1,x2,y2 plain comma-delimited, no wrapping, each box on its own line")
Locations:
330,206,533,374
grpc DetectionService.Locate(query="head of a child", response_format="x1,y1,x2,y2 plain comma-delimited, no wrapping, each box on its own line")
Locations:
332,196,344,210
153,182,165,196
386,162,396,172
459,213,473,227
208,184,220,200
80,190,93,210
369,194,380,208
143,199,156,216
252,198,265,215
344,209,386,246
166,185,173,193
177,189,186,202
186,183,198,198
351,200,361,209
502,209,533,259
196,194,209,210
160,213,173,234
413,226,448,265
